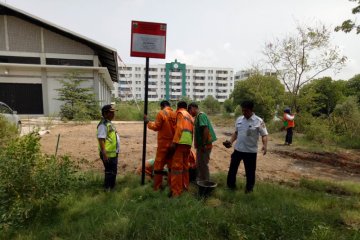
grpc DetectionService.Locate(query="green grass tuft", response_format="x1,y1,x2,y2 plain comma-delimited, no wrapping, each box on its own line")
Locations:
3,173,360,240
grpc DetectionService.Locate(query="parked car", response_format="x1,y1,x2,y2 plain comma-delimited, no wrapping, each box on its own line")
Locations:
0,101,21,130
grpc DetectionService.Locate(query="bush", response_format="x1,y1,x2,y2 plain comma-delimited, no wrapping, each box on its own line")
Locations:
331,97,360,136
266,120,284,133
0,133,77,228
294,112,314,134
234,105,242,118
223,98,235,113
331,97,360,148
201,96,221,115
113,101,143,121
303,118,333,144
0,115,18,149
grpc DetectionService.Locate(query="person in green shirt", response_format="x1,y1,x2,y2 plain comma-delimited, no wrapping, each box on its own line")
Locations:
188,102,217,181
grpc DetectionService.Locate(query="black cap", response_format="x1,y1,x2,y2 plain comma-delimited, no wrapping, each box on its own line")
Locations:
101,104,116,114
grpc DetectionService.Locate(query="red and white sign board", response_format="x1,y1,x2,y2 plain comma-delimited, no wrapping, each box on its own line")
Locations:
131,21,167,59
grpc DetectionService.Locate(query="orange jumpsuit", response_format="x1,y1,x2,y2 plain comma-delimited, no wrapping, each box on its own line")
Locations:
170,108,194,197
148,106,176,190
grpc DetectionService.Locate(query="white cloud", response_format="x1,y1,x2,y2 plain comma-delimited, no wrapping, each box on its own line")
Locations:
223,42,231,51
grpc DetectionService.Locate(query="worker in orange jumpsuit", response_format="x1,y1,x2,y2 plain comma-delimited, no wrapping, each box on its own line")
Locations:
283,108,295,146
167,101,194,197
145,100,176,190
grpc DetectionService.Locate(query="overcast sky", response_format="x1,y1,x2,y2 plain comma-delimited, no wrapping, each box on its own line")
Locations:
3,0,360,79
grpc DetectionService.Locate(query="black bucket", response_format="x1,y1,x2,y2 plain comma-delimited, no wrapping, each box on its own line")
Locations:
197,180,217,198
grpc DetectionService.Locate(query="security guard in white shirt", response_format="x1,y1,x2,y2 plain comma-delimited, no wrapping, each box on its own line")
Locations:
223,101,268,193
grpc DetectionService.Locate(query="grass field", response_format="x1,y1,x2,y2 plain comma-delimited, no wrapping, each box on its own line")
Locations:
3,173,360,240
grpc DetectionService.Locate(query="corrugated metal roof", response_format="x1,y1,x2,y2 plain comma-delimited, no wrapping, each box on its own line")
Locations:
0,2,119,82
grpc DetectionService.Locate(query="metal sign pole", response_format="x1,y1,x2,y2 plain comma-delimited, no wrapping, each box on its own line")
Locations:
141,57,150,185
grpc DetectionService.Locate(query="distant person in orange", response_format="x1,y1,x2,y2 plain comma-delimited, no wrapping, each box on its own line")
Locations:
283,108,295,146
144,100,176,190
167,101,194,197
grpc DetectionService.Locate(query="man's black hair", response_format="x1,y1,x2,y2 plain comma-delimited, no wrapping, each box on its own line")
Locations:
177,101,187,109
160,100,170,108
101,104,115,117
188,102,198,112
241,100,254,110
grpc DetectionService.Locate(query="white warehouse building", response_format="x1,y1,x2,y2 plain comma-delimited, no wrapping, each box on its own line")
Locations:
114,60,234,102
0,3,118,115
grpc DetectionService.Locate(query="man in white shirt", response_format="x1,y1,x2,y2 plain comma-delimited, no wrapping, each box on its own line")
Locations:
223,101,268,193
97,104,120,190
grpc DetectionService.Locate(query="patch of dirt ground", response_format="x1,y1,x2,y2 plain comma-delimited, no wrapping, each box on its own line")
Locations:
40,122,360,183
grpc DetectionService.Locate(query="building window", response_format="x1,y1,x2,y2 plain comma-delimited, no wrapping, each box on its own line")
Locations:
46,58,93,66
0,56,41,64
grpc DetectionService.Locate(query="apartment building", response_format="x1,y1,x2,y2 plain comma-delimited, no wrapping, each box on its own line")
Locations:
114,60,234,102
234,69,277,82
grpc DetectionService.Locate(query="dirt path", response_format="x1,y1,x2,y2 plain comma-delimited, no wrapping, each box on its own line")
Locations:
39,122,360,183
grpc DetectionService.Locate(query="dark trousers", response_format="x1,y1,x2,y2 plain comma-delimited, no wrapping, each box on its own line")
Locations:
100,152,118,189
285,127,293,144
227,150,257,192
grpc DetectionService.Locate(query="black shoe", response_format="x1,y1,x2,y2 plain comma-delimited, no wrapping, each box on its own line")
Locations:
245,189,253,194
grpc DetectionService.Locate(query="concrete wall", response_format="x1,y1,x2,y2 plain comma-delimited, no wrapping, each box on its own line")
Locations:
43,29,93,55
0,69,42,84
7,16,41,52
46,70,95,114
0,16,6,51
2,16,93,55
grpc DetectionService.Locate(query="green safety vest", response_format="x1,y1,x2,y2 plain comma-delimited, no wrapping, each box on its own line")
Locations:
178,109,194,146
97,119,118,158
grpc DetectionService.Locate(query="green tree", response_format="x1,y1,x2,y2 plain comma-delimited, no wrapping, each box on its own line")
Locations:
264,23,347,109
56,72,99,121
223,98,235,113
298,77,346,117
201,95,221,115
332,96,360,140
335,0,360,34
346,74,360,103
231,74,285,121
